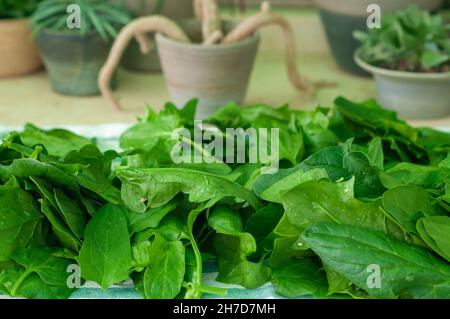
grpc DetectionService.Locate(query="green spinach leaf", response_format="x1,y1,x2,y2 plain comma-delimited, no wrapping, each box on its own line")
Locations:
77,204,132,289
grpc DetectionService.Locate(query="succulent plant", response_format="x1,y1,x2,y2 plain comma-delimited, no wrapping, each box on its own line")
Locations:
30,0,132,41
354,5,450,73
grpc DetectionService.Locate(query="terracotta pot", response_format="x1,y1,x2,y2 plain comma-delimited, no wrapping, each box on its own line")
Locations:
355,50,450,120
0,18,42,77
314,0,444,75
156,20,260,119
36,30,116,96
121,0,195,72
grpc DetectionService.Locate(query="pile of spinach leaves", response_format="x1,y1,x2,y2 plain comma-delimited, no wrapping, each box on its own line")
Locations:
1,97,449,299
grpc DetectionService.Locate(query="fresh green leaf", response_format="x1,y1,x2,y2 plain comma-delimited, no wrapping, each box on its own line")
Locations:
272,259,328,298
77,204,132,289
417,216,450,262
303,223,450,298
142,234,185,299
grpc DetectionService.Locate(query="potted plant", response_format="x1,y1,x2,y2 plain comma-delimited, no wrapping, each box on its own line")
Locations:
0,0,42,77
314,0,444,75
30,0,131,96
99,0,322,118
120,0,196,72
354,6,450,119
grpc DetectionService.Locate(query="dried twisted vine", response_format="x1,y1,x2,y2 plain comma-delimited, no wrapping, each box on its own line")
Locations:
100,1,329,111
194,0,203,19
98,16,191,110
201,0,223,45
222,2,315,93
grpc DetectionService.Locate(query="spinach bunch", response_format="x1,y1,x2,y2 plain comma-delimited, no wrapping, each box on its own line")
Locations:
0,124,121,298
1,97,450,299
116,98,450,299
354,5,450,72
256,97,450,298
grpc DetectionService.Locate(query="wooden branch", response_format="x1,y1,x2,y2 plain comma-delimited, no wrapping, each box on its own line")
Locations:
98,16,190,111
135,33,152,54
194,0,203,19
201,0,222,42
203,30,223,45
223,1,314,93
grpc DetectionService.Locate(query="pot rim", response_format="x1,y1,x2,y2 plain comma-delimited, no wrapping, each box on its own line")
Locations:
155,31,260,52
354,49,450,80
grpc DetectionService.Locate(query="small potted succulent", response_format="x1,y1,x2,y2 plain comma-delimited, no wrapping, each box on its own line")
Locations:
99,0,320,118
0,0,42,77
119,0,195,72
30,0,131,96
354,6,450,119
314,0,444,75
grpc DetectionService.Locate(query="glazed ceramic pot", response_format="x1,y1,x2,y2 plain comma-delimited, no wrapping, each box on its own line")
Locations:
0,18,42,77
355,50,450,120
36,30,115,96
121,0,195,72
314,0,444,75
156,20,260,119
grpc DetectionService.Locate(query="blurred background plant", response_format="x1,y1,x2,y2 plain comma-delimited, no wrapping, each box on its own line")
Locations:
218,0,313,14
0,0,42,19
354,5,450,73
221,0,247,14
30,0,132,41
28,0,134,96
114,0,166,17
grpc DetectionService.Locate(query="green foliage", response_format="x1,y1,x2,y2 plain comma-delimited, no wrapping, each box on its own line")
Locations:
417,216,450,262
30,0,132,41
0,0,41,19
272,259,328,298
141,234,185,299
0,247,75,298
355,5,450,72
0,123,121,297
1,97,450,299
77,204,133,289
0,177,43,261
303,223,450,298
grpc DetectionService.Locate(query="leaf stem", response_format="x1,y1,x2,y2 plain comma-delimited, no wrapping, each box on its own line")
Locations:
10,270,31,297
197,284,227,296
189,234,203,288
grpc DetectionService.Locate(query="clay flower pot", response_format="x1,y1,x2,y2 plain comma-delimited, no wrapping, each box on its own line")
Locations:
314,0,444,75
156,20,260,118
0,18,42,77
36,30,115,96
355,50,450,120
99,6,312,116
